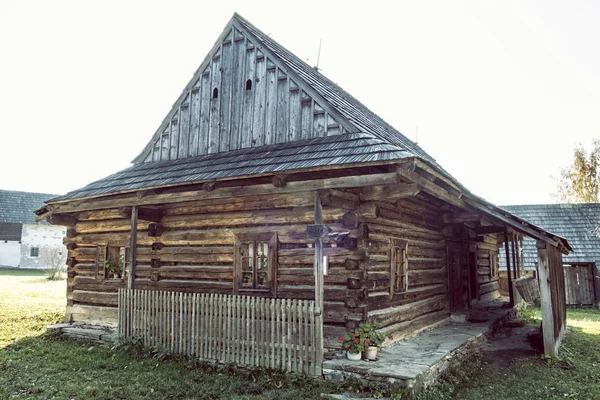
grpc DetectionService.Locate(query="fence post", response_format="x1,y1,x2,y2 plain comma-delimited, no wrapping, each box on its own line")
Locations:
313,191,324,375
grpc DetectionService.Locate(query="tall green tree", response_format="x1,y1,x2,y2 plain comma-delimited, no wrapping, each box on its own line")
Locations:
554,140,600,203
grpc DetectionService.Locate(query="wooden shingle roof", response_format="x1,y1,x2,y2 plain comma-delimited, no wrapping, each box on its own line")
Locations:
50,14,440,203
501,203,600,268
50,133,411,201
0,189,57,224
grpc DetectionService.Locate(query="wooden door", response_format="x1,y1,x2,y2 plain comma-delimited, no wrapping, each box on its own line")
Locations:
448,244,468,309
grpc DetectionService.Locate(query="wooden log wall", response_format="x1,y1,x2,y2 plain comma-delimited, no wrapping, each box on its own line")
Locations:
476,234,500,302
63,189,366,351
361,195,450,342
140,26,349,164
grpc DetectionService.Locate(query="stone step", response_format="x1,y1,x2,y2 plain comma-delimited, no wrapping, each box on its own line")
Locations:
48,323,116,343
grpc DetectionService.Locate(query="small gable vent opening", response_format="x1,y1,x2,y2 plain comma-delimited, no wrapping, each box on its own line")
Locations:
246,79,252,90
212,88,219,99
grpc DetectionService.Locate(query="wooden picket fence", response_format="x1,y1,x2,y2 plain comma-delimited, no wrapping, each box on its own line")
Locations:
118,289,321,375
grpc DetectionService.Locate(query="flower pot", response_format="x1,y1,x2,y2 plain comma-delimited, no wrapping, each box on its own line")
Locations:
347,351,362,361
364,346,378,360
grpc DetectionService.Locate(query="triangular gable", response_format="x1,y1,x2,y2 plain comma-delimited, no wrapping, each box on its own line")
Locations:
134,14,358,164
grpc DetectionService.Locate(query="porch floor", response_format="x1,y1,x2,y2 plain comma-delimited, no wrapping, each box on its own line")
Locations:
322,298,515,395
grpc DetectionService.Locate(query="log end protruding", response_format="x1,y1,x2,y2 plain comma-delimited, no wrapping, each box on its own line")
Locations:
151,242,164,251
342,211,359,229
272,174,288,188
344,258,360,271
347,278,361,289
202,181,217,192
148,223,165,237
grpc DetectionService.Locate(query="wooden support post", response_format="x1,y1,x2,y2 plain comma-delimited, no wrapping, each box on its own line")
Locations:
128,206,138,290
504,231,514,308
537,240,557,356
313,191,324,375
511,232,518,279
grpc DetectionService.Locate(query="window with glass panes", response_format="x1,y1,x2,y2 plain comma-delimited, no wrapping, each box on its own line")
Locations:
240,240,270,289
234,232,278,294
390,239,408,298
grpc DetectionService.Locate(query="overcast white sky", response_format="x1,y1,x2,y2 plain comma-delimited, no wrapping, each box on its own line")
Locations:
1,0,599,205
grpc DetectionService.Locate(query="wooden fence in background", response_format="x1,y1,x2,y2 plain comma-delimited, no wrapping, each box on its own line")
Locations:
118,289,321,375
563,263,597,306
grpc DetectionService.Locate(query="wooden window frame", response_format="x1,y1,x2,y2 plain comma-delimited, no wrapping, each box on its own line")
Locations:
96,244,129,281
390,239,408,298
234,232,278,296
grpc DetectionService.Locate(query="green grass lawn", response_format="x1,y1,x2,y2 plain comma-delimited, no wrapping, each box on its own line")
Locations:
1,269,600,399
0,268,65,347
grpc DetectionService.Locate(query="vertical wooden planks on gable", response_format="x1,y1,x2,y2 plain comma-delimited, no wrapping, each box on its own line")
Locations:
199,71,211,155
313,103,326,138
219,35,233,153
230,32,245,151
178,100,191,158
252,50,267,147
169,117,179,160
326,114,341,136
160,126,170,161
300,93,312,140
264,61,277,146
152,137,160,162
241,43,256,148
276,70,289,144
209,49,222,154
189,86,201,157
288,81,301,142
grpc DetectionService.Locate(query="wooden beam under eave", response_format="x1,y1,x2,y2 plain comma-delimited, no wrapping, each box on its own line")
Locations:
47,214,77,227
359,183,420,202
442,212,481,224
474,225,506,235
119,206,163,223
396,165,467,209
48,172,401,214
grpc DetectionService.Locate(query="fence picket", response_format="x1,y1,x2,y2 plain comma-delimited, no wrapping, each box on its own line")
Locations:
117,289,320,374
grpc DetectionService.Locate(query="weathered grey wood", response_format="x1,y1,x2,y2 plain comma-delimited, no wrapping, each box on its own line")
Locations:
253,52,266,147
241,44,255,149
209,49,222,154
51,172,402,214
289,83,302,143
264,65,276,146
199,73,210,156
220,40,233,153
313,191,324,374
537,240,556,356
170,116,180,161
188,89,201,157
229,35,244,151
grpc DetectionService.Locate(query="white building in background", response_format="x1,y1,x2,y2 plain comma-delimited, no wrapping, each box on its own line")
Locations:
0,189,66,269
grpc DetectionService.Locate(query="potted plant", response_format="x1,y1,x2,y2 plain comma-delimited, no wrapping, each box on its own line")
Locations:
104,253,125,279
358,321,385,360
339,329,365,360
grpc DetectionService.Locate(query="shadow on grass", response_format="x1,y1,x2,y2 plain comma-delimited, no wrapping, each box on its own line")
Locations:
1,332,403,400
416,314,600,400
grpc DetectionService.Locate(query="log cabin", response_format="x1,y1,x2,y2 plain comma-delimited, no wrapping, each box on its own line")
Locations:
37,13,571,361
